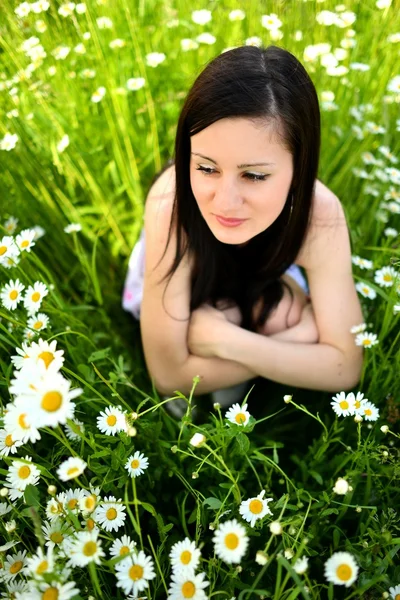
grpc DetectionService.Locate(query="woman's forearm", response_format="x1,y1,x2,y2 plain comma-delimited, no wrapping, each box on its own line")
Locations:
216,325,362,392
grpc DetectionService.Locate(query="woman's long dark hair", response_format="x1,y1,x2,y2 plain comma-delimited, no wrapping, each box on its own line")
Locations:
154,45,320,332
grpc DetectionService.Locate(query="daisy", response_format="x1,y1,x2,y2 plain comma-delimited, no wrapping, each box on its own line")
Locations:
64,223,82,233
125,451,149,478
23,281,49,314
355,282,377,299
66,530,105,567
0,502,13,517
6,455,41,491
0,235,20,264
355,401,380,421
96,405,127,435
384,227,398,237
389,584,400,599
115,550,156,596
355,332,379,348
324,551,359,587
42,519,74,552
78,492,97,515
15,370,81,429
58,488,86,513
0,279,25,310
16,580,80,600
167,571,209,600
0,580,29,597
294,556,309,574
45,498,65,522
212,519,249,564
261,13,283,30
191,9,212,25
109,535,137,559
25,546,54,578
374,266,398,287
26,312,50,333
93,496,127,532
3,402,41,444
15,228,36,253
20,337,65,371
57,456,87,482
64,418,85,442
4,216,19,234
2,550,28,580
0,429,24,456
169,537,201,576
347,391,368,412
225,402,251,426
239,490,273,527
331,392,356,417
350,323,367,334
351,256,373,269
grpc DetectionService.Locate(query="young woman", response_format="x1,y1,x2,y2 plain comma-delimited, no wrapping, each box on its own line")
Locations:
122,45,364,407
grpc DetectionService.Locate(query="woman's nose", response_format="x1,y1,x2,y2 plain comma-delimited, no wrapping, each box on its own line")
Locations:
213,177,243,209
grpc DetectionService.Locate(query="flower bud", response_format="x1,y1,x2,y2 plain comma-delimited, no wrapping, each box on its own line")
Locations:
380,425,389,434
269,521,283,535
127,426,137,437
255,550,269,565
47,485,57,495
189,433,206,447
354,414,363,423
283,395,292,403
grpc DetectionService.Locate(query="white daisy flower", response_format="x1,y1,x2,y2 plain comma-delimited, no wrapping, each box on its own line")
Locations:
239,490,273,527
57,456,87,482
389,584,400,599
191,9,212,25
0,235,20,264
245,36,263,47
16,580,80,599
67,530,105,567
2,550,28,580
350,323,367,334
79,492,97,515
93,495,126,532
169,537,201,576
4,485,25,502
115,550,156,596
351,391,368,411
0,429,24,456
58,488,86,513
167,570,209,600
15,228,36,253
26,312,50,333
145,52,166,67
4,216,19,234
261,13,283,30
225,402,251,426
64,418,85,442
42,519,73,551
25,545,54,578
354,332,379,348
0,580,29,597
324,551,359,587
384,227,398,237
0,279,25,310
374,266,398,287
45,499,65,522
20,337,64,371
9,356,57,396
195,33,216,45
23,281,49,314
64,223,82,233
332,477,350,495
125,451,149,478
109,534,137,559
355,401,379,421
3,402,41,444
97,405,127,435
294,556,309,574
6,455,40,491
228,9,245,21
331,392,356,417
15,370,81,429
355,282,377,299
351,256,373,269
0,501,13,516
127,77,146,91
212,519,249,564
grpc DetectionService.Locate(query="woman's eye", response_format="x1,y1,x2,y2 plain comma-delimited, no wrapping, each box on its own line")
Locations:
196,166,267,182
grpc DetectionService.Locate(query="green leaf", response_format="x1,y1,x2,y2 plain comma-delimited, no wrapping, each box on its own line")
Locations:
309,470,323,485
203,497,222,510
235,432,250,454
321,508,339,517
88,347,111,362
24,484,40,507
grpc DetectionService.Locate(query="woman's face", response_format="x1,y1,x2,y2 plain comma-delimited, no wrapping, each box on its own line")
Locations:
190,117,294,245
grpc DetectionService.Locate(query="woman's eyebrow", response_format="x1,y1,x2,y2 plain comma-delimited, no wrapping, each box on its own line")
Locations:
191,152,276,168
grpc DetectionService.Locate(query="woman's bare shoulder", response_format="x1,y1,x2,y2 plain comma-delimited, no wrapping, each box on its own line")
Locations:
295,179,345,269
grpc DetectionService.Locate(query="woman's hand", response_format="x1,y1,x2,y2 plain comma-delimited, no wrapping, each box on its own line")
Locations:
294,303,319,343
188,303,236,358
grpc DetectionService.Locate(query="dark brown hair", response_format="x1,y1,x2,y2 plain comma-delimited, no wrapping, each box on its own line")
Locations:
154,44,320,332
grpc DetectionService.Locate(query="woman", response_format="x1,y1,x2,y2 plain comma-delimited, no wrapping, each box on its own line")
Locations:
122,45,364,408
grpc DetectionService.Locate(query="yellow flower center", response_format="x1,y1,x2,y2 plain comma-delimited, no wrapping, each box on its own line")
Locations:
34,321,43,330
120,545,130,555
355,401,361,409
235,412,246,424
106,415,117,426
0,246,7,255
249,499,263,514
363,339,372,346
131,459,140,469
21,240,30,248
36,560,48,574
67,499,78,510
129,564,144,581
18,413,29,429
336,563,352,581
87,518,95,531
5,434,14,447
10,290,18,300
339,401,349,409
85,496,96,510
364,408,372,416
106,507,118,521
383,274,393,282
180,550,192,565
83,541,97,557
50,532,64,544
32,291,41,302
18,465,31,479
225,533,239,550
362,287,369,294
41,391,62,412
42,588,59,600
66,467,80,477
10,560,23,574
182,581,196,598
38,351,54,368
395,595,400,600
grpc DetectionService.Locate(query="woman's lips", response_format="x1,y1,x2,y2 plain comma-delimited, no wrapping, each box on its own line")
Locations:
215,215,247,227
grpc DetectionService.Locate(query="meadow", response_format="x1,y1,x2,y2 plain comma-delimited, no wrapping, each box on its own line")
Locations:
0,0,400,598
